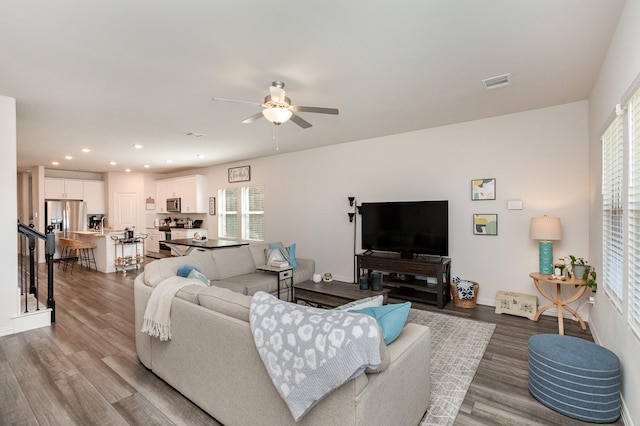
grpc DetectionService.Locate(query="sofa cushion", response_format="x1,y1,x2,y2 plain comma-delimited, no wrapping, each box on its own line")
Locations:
175,284,210,304
197,285,251,322
223,273,279,295
143,251,219,287
248,242,281,267
211,246,256,279
351,302,412,345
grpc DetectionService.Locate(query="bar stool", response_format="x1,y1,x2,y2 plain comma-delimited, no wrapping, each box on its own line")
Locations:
58,238,80,272
77,240,97,271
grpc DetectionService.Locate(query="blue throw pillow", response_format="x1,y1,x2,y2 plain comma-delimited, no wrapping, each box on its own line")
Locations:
351,302,411,345
188,269,210,286
269,243,298,269
177,264,200,278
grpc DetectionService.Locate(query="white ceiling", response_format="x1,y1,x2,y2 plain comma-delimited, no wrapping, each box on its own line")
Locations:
1,1,625,174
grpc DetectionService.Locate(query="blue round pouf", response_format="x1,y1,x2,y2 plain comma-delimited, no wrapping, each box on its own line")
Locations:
528,334,621,423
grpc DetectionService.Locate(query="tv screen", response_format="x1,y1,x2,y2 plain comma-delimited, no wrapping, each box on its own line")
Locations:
361,201,448,257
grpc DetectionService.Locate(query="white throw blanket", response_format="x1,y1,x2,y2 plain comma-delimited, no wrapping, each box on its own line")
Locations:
250,291,382,421
141,276,206,341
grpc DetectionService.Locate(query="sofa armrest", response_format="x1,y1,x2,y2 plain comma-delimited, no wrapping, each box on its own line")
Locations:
293,257,315,284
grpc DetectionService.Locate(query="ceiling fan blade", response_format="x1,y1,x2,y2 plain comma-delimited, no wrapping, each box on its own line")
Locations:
292,106,339,115
242,112,264,124
212,97,262,107
290,113,312,129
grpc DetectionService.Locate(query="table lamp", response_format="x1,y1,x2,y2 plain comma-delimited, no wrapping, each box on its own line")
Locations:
530,215,562,274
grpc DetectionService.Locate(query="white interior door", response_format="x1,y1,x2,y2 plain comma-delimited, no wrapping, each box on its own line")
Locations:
114,192,136,230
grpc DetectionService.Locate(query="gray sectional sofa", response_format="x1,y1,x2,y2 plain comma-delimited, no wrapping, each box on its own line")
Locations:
134,242,432,425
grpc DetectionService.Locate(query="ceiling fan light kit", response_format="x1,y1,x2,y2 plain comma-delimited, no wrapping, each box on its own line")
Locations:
262,107,293,125
214,80,339,129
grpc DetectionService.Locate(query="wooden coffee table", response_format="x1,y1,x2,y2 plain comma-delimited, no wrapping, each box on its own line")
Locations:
294,280,389,308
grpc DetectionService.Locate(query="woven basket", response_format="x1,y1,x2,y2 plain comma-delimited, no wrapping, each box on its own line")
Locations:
450,281,479,308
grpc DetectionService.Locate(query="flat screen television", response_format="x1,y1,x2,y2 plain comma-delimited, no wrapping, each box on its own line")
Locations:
361,200,448,257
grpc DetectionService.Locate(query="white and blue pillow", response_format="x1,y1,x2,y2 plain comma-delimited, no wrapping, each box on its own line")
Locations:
267,243,298,269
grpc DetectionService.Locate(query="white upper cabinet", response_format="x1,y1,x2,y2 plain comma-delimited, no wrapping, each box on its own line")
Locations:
180,175,207,213
83,180,105,214
44,178,84,200
156,175,207,214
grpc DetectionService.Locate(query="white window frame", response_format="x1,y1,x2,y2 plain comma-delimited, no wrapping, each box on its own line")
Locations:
217,185,265,242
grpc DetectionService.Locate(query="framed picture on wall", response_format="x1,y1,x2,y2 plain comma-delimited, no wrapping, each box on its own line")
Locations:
228,165,251,183
209,197,216,215
473,214,498,235
471,178,496,200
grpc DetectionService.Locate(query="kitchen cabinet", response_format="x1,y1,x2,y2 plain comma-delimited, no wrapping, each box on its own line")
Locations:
146,229,161,253
83,180,105,214
180,175,207,213
45,178,84,200
156,174,207,213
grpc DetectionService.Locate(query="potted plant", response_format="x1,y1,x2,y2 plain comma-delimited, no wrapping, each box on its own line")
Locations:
561,255,598,292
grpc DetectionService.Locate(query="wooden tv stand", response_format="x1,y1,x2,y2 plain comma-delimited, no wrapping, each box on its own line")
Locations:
356,252,451,308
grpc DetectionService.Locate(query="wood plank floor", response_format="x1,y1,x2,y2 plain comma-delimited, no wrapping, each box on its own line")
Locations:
1,263,623,425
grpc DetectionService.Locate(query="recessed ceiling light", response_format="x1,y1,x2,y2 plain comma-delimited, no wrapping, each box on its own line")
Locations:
143,164,150,168
132,144,144,149
110,161,117,166
51,161,59,166
65,155,73,160
165,159,173,163
81,148,91,153
125,169,131,172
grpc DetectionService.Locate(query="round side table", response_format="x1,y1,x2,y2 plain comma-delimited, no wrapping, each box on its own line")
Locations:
530,272,587,335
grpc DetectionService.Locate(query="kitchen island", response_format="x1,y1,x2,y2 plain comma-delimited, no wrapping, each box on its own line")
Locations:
70,230,146,273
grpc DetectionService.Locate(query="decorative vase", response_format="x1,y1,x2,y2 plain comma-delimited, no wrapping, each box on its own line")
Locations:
371,272,383,291
359,276,370,290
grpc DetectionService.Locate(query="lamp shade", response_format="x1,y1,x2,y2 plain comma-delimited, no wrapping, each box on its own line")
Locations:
262,107,292,124
530,216,562,241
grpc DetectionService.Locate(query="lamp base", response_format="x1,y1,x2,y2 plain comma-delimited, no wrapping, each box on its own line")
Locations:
539,241,553,274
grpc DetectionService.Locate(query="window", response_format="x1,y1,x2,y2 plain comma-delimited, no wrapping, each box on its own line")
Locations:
218,188,238,239
629,89,640,335
602,114,624,305
218,185,264,241
242,185,264,241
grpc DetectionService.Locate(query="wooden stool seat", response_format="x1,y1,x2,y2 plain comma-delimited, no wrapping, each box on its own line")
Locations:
58,238,97,272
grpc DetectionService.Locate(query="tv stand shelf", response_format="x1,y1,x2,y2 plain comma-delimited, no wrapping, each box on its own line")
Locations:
356,252,451,308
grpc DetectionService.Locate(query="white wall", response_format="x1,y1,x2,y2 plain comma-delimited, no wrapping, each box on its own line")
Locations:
588,0,640,424
204,101,589,310
0,95,18,334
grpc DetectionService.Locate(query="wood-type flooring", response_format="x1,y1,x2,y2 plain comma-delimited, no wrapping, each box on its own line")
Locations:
1,263,624,425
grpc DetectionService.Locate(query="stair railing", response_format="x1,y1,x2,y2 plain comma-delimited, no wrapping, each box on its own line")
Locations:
17,222,56,323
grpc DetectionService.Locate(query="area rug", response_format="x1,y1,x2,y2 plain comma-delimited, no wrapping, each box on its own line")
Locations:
407,309,496,426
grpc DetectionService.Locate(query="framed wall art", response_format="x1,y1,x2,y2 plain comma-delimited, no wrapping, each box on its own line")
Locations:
473,214,498,235
228,165,251,183
209,197,216,215
471,178,496,200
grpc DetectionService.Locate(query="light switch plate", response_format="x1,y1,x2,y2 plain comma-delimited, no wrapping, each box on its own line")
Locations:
507,200,523,210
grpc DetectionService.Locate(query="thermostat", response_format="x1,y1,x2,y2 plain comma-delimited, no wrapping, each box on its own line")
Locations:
507,200,523,210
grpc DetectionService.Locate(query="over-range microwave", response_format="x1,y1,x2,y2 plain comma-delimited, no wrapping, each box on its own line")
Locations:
166,198,181,213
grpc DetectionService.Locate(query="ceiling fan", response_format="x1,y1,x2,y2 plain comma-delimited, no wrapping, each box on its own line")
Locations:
213,81,339,129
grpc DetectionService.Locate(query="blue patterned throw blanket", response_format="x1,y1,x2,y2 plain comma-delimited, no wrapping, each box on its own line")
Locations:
250,291,382,421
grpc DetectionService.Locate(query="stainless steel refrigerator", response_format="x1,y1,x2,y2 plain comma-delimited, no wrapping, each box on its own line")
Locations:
45,200,87,259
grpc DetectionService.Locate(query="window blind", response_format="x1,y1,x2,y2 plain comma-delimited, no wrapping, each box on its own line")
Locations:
628,89,640,336
218,188,238,239
602,114,624,305
242,185,265,241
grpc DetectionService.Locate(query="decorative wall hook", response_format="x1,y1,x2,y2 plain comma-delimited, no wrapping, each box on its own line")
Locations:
348,212,355,222
348,196,355,206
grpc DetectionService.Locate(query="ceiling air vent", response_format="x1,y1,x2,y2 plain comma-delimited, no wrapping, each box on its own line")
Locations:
482,73,512,91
